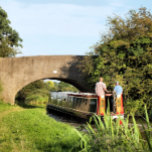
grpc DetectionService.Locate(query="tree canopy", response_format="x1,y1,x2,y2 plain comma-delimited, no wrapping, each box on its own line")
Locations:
16,80,78,105
0,7,22,57
80,7,152,115
50,81,78,92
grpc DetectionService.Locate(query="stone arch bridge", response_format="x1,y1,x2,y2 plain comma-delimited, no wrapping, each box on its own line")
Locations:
0,56,92,105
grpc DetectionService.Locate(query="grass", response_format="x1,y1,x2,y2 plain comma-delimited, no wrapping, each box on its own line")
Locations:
1,101,152,152
0,101,12,112
80,105,152,152
0,102,82,152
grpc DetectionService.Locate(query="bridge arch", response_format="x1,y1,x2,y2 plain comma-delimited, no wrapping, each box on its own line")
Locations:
0,56,91,105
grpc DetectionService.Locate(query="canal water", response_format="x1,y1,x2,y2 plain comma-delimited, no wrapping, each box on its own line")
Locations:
47,108,88,129
46,107,150,134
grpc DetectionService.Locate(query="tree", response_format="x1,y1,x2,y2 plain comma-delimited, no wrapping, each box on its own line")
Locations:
47,81,79,92
46,81,55,90
80,7,152,115
16,80,78,105
0,7,22,57
16,80,50,105
56,81,78,92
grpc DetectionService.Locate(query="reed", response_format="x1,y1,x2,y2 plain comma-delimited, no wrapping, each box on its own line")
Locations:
77,105,152,152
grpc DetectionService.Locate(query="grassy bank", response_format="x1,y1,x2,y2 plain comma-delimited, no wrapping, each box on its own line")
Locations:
1,101,152,152
0,102,82,152
82,108,152,152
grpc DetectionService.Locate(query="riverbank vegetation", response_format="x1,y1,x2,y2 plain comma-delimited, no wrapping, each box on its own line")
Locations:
0,5,152,152
16,80,50,106
80,106,152,152
16,80,78,106
1,101,151,152
0,102,82,152
79,7,152,116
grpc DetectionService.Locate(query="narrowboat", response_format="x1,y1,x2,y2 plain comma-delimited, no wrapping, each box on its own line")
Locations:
47,92,124,120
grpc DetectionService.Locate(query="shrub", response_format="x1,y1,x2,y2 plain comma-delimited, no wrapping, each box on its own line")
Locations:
124,99,145,116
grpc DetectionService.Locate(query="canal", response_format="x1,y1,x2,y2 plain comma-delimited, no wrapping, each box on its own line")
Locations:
47,107,88,129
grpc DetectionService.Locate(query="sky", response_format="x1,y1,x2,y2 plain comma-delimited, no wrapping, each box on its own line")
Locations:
0,0,152,56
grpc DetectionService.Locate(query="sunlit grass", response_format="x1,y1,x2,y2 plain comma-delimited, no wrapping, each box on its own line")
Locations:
0,101,152,152
0,102,82,152
0,101,12,112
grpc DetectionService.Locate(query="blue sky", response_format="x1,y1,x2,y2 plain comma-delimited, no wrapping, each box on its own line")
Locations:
0,0,152,56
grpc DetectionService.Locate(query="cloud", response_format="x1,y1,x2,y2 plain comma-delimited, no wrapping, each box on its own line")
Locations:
0,0,127,37
0,0,130,56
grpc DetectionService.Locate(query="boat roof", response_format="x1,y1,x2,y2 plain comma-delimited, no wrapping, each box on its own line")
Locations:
68,92,113,97
50,92,112,98
68,92,97,98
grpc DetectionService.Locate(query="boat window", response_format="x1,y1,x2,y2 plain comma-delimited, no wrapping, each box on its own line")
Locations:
72,97,77,107
74,97,81,107
78,97,82,105
89,98,97,112
83,98,88,104
68,96,74,102
70,96,73,102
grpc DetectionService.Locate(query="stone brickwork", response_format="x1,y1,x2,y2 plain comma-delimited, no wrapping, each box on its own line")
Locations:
0,56,91,105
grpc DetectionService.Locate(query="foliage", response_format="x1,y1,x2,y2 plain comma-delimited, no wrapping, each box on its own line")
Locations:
0,7,22,57
54,81,78,92
45,80,55,90
79,106,152,152
16,80,78,105
124,99,145,116
0,103,82,152
16,80,50,105
46,80,78,92
79,7,152,114
25,89,49,105
1,101,152,152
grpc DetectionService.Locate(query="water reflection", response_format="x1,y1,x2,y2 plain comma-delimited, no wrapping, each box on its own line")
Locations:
46,107,87,128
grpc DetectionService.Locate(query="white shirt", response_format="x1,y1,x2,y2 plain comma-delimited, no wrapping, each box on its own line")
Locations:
95,82,106,96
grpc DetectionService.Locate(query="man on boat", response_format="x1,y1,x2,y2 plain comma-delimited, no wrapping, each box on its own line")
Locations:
113,81,123,96
95,77,108,115
113,81,124,114
95,77,107,96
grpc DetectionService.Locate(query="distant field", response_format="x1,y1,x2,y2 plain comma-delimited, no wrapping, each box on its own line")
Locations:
0,102,82,152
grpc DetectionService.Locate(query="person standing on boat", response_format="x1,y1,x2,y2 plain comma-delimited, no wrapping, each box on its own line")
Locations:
95,77,108,115
113,81,124,114
114,81,123,96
